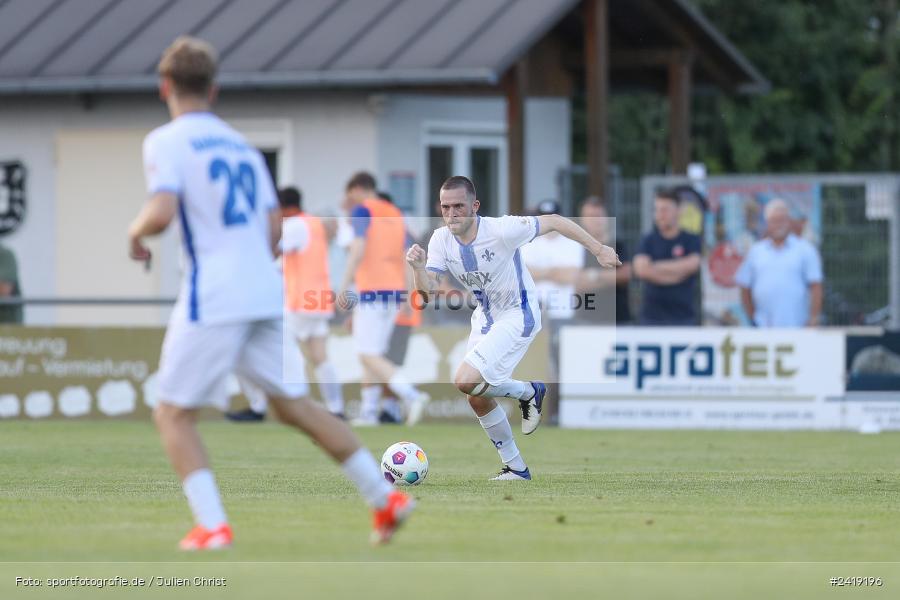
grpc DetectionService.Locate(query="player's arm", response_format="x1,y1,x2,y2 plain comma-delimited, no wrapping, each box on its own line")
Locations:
650,254,701,282
337,205,371,300
338,237,365,295
277,212,311,262
406,244,441,303
536,214,621,268
577,245,626,292
127,192,178,265
268,209,282,257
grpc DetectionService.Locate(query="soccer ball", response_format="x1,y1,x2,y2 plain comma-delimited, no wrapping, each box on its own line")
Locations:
381,441,428,486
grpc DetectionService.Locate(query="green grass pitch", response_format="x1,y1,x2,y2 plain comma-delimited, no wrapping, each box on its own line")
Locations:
2,420,899,599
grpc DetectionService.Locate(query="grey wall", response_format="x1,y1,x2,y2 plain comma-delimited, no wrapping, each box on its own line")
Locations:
0,91,377,324
0,89,571,324
525,97,571,207
376,93,570,215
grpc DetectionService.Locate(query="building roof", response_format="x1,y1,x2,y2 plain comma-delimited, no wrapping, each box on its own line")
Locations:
0,0,767,94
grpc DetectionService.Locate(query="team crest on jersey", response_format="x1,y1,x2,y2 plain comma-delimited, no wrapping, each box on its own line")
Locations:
481,248,495,262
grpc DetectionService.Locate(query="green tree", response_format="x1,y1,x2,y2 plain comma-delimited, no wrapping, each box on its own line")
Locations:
692,0,900,173
591,0,900,175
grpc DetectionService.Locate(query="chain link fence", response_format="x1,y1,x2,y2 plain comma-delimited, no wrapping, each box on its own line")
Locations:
558,168,900,327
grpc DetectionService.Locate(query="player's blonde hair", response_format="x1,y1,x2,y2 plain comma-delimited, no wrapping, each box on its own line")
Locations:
157,36,218,97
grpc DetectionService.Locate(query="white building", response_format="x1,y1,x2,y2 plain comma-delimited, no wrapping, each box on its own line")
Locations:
0,0,764,324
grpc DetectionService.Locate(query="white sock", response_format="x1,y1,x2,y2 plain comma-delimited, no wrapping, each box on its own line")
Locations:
477,405,527,471
341,448,391,509
360,385,381,421
382,397,403,422
182,469,228,529
315,362,344,414
472,380,533,401
388,372,419,405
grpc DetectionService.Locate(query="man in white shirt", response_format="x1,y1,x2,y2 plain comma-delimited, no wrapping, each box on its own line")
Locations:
407,176,619,480
127,36,412,550
522,200,585,322
522,201,585,424
735,199,823,327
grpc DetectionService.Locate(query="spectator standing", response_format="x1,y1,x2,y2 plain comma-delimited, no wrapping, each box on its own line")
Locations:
0,241,22,324
575,197,632,324
522,200,584,422
338,172,430,426
522,200,584,323
377,190,425,424
735,199,823,327
633,189,702,326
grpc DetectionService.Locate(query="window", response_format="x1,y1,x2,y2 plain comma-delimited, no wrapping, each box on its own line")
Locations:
427,146,453,217
261,149,279,184
422,124,507,217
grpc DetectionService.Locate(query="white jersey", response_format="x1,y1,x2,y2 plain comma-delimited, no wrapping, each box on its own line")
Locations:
521,233,585,320
280,216,310,254
142,112,282,325
426,215,540,336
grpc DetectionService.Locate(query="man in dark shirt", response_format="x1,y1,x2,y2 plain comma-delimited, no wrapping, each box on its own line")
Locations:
633,189,702,325
575,197,632,324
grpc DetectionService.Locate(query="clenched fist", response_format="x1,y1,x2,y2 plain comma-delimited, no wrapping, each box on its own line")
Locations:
594,244,622,269
406,243,427,269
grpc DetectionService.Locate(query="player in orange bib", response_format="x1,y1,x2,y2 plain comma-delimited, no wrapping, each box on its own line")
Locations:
337,172,430,426
280,187,345,417
227,187,345,421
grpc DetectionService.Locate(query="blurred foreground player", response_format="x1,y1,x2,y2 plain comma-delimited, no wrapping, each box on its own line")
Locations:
127,36,412,549
227,187,346,422
407,176,619,480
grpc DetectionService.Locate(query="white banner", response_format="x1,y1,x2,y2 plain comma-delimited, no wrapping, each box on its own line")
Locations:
559,327,845,430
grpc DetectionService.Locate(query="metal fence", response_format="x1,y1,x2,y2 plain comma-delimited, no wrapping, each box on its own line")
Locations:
558,168,900,327
557,165,646,320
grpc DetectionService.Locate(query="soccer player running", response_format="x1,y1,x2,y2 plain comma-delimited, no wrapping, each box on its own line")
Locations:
406,176,619,480
128,37,412,549
338,172,430,426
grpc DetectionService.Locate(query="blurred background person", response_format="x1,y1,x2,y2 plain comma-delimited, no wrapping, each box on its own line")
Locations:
523,199,584,422
633,188,702,326
279,186,345,416
523,200,584,323
227,186,345,422
378,289,426,424
736,199,823,327
0,240,22,324
339,172,429,426
575,196,632,325
376,190,424,424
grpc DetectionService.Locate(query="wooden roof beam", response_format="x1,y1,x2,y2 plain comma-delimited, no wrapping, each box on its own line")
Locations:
631,0,737,92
